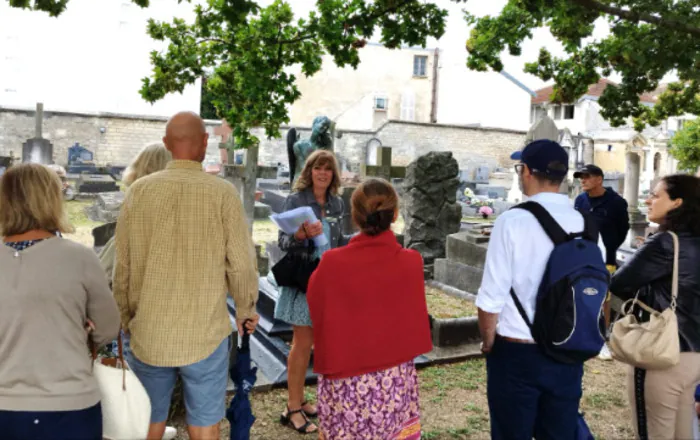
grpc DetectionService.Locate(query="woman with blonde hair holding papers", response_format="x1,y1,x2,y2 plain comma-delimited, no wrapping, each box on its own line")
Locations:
275,149,348,434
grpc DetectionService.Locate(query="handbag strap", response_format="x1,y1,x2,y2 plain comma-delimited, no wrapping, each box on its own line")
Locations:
668,231,679,311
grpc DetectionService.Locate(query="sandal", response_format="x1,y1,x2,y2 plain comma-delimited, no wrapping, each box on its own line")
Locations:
280,407,317,434
301,400,318,419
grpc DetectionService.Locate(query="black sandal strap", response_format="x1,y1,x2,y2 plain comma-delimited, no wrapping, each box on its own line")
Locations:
283,407,316,434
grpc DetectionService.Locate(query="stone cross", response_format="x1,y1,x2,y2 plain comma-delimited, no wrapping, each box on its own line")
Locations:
223,144,277,234
22,102,53,164
361,146,406,180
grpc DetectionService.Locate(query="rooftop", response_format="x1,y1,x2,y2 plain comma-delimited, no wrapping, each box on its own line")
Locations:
532,78,657,105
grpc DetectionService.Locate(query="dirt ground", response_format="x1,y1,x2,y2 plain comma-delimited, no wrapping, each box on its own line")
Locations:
170,358,632,440
62,201,634,440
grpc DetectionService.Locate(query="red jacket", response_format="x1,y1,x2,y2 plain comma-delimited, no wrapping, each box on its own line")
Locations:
307,230,433,380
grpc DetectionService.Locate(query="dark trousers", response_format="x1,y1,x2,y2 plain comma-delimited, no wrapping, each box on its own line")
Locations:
486,338,583,440
0,403,102,440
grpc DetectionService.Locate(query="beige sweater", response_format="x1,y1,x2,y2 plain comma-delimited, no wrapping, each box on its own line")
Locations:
0,238,121,411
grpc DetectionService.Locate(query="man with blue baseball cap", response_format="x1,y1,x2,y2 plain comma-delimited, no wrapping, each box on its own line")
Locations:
477,139,606,440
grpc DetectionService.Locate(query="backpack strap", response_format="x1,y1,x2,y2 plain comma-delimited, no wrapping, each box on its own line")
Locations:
509,288,533,333
512,201,569,245
580,213,600,243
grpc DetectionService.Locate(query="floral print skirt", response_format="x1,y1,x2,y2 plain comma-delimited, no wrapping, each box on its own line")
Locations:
317,361,421,440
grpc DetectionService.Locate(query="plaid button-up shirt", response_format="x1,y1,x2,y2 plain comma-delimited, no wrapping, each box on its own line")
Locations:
113,160,258,367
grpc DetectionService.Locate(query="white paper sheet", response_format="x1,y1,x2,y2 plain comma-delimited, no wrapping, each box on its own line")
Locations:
270,206,328,247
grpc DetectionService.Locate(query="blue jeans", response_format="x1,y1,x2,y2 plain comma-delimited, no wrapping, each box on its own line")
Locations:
486,337,584,440
124,334,231,427
0,403,102,440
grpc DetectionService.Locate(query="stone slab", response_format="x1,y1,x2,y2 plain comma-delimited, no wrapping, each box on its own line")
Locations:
434,258,483,294
445,232,489,269
254,201,272,220
261,190,289,214
430,316,481,347
98,191,124,211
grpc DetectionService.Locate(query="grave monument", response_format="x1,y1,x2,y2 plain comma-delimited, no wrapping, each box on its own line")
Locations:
22,103,53,165
402,152,462,275
434,224,493,294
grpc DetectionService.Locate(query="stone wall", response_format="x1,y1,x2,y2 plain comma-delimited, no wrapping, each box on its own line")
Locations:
0,107,526,171
0,107,223,166
243,120,527,173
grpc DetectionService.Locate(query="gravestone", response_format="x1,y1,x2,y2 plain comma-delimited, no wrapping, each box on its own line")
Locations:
92,222,117,253
22,103,53,165
433,224,493,294
76,173,119,193
67,143,98,174
402,152,462,271
475,166,490,182
475,184,506,200
254,201,272,220
88,191,125,222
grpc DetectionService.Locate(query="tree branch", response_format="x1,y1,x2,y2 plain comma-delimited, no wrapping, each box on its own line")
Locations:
571,0,700,37
196,38,228,45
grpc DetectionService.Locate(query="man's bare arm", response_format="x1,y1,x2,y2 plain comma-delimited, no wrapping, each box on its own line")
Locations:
478,308,499,354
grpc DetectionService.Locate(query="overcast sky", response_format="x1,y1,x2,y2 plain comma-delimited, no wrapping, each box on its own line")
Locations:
278,0,617,91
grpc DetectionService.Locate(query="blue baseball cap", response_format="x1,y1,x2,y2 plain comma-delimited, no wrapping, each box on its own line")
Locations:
510,139,569,177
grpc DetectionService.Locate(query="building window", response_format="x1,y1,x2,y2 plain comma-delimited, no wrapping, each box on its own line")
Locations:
374,96,388,111
553,105,562,120
413,55,428,77
564,105,575,120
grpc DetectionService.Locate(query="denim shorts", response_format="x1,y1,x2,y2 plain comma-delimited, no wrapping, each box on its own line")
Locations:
123,334,231,427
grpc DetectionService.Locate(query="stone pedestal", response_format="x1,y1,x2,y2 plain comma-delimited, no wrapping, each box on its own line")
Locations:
433,225,492,294
623,152,648,248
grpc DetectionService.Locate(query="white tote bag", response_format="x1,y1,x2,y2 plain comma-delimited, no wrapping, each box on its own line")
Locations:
92,334,151,440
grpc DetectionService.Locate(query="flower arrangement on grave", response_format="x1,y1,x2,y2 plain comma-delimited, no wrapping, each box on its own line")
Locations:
463,187,475,200
479,205,494,219
471,198,494,209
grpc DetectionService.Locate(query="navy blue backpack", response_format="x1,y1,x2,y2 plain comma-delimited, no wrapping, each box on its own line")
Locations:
510,201,610,364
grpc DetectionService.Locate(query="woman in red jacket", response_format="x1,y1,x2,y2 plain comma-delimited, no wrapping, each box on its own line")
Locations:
307,178,432,440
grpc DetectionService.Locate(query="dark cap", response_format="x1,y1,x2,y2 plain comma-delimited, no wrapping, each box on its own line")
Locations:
573,164,604,178
510,139,569,177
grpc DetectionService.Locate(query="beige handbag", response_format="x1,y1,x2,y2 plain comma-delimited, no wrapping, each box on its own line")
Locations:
609,231,681,370
91,334,151,440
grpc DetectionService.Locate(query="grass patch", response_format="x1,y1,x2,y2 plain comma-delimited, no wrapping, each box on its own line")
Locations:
425,285,478,319
63,200,103,247
252,219,278,248
462,216,494,224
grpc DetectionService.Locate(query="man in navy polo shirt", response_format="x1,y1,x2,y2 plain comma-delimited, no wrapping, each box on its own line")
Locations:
574,164,629,266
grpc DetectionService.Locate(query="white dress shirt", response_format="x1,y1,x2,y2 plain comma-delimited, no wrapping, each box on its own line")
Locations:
475,192,606,341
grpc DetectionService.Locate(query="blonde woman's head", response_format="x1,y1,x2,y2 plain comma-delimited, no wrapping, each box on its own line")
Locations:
122,142,172,186
0,163,74,236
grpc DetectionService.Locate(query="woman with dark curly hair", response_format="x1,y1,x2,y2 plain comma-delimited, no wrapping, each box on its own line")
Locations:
610,174,700,440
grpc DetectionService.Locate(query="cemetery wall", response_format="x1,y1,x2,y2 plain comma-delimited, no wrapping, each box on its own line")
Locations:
254,120,527,172
0,108,223,166
0,108,526,171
